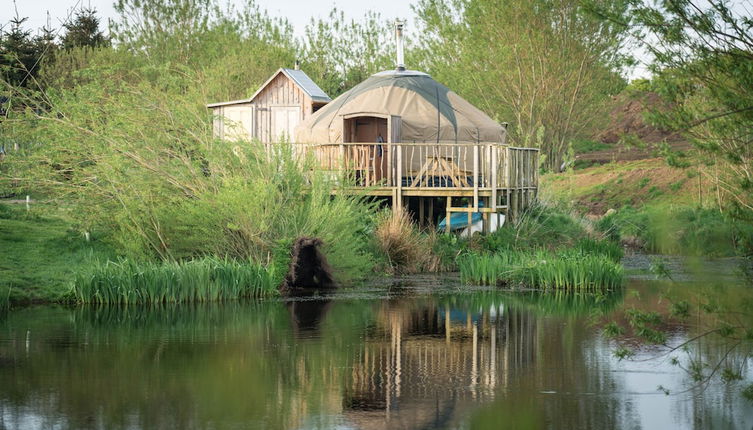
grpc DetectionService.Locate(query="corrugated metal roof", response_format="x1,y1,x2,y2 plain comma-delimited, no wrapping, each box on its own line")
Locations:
206,68,332,108
281,68,331,103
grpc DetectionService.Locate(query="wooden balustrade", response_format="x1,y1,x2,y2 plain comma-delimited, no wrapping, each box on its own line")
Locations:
294,142,538,193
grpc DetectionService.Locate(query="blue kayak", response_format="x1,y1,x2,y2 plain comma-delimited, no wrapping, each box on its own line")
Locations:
438,202,484,231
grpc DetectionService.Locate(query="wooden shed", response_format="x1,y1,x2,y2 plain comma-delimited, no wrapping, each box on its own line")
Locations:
207,68,331,143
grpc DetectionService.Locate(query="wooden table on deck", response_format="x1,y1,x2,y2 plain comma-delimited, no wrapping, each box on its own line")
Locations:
410,155,471,187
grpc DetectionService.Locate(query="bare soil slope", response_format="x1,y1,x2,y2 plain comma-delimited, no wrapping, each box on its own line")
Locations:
578,92,690,163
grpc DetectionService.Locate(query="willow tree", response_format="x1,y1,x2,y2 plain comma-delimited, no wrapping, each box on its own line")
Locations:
413,0,631,171
111,0,297,102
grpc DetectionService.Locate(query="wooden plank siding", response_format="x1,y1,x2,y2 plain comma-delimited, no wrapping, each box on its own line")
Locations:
253,73,313,143
210,71,316,143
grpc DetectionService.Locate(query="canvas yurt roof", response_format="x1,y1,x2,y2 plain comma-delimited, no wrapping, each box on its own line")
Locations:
294,69,506,144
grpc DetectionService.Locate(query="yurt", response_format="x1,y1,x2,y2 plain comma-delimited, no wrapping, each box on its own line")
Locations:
294,69,506,145
294,68,509,187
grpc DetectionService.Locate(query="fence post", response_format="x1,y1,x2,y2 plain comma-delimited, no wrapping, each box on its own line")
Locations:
446,196,452,234
396,144,403,214
491,146,498,212
25,195,30,211
473,144,479,211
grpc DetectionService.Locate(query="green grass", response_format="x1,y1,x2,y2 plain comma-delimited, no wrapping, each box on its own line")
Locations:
597,204,753,257
0,203,115,302
465,204,624,291
458,248,623,291
73,257,278,304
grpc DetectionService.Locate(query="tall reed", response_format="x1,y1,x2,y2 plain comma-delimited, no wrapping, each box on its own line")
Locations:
73,257,278,304
458,248,623,291
574,238,624,263
0,286,10,314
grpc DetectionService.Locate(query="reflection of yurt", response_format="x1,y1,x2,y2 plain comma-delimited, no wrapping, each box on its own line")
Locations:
294,69,506,145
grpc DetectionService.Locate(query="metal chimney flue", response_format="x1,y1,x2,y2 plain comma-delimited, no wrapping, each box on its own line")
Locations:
394,20,406,71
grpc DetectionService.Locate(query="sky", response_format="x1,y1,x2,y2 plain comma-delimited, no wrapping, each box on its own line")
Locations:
2,0,417,38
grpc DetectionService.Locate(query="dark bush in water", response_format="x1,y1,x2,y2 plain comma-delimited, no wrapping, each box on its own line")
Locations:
280,237,335,292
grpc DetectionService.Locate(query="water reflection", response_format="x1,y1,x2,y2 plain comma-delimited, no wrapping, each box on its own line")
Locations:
286,296,333,337
0,282,750,430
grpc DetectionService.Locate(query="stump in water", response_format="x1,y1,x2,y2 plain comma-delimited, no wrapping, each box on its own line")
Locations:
281,237,335,293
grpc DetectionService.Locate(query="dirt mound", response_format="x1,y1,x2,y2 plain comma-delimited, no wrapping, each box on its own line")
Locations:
597,92,682,145
579,92,690,163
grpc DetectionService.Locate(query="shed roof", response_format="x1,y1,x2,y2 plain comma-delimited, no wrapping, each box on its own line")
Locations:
206,68,332,108
282,68,331,103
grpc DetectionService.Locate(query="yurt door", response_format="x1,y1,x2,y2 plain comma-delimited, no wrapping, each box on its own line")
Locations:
344,116,388,186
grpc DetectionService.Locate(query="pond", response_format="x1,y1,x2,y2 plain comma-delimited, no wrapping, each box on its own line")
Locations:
1,257,752,429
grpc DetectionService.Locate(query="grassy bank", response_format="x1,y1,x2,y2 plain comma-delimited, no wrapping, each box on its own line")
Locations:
2,142,383,305
74,257,278,304
596,205,753,257
541,159,753,257
0,202,115,302
540,158,707,214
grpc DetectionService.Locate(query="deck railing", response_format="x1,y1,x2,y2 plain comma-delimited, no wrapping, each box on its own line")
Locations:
294,142,539,191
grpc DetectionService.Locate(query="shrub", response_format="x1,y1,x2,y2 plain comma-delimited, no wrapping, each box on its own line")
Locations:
597,204,753,256
575,237,624,262
481,203,590,252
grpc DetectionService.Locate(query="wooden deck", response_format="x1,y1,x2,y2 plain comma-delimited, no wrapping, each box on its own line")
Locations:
294,142,539,229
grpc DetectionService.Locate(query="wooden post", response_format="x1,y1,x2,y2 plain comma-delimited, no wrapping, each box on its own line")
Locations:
26,195,30,211
429,198,434,227
419,198,425,228
388,143,393,186
473,144,479,211
446,196,452,234
482,197,490,234
510,190,517,225
491,146,498,212
396,144,403,214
